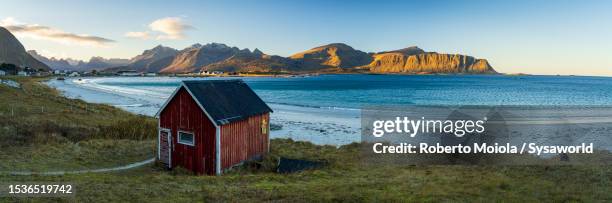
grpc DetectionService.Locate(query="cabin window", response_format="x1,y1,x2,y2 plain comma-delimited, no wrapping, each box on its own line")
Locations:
261,118,268,134
178,131,195,146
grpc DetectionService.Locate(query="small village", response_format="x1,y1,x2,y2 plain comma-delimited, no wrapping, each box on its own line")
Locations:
1,62,317,80
0,62,227,78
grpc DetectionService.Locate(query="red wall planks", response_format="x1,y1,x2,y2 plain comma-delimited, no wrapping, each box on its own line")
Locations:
220,113,269,169
159,87,217,175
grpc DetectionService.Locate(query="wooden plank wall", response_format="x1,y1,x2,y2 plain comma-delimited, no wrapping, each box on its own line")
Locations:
220,113,269,170
159,87,217,175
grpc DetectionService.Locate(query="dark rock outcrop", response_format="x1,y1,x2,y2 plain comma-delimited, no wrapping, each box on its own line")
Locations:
0,27,50,71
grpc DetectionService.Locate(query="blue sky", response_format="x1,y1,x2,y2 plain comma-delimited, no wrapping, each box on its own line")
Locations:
1,0,611,76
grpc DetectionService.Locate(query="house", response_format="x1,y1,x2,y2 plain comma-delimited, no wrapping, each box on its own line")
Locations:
155,80,273,175
17,71,28,76
118,70,140,76
69,72,80,77
0,70,5,76
200,70,224,76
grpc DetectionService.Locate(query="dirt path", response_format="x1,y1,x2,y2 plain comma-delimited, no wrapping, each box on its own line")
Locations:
2,158,155,176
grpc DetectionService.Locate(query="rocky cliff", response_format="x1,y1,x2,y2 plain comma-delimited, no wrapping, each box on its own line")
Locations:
289,43,372,70
160,43,241,73
128,45,178,72
202,49,295,72
367,49,495,74
0,27,50,71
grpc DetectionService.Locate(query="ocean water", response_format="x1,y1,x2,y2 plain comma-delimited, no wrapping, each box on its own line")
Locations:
47,74,612,145
244,74,612,107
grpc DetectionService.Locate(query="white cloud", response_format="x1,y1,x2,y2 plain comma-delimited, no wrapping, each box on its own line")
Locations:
0,17,114,47
1,17,20,26
125,17,193,40
124,31,151,39
149,17,193,39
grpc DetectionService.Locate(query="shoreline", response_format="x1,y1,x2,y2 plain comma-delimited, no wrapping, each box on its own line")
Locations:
46,77,362,145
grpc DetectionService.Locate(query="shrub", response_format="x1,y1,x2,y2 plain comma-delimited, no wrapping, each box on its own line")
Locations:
94,116,157,140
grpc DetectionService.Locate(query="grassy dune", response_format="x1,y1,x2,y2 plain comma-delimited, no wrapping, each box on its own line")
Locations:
0,76,610,202
0,76,157,144
0,76,156,171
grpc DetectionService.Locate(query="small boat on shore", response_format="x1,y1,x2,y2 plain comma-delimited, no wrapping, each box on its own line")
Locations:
57,77,65,81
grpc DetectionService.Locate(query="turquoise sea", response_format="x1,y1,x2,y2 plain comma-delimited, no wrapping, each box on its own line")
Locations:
97,74,612,108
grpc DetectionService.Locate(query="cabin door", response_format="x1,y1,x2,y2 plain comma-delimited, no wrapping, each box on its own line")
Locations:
159,129,172,168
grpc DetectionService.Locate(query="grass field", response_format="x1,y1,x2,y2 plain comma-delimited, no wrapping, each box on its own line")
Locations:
0,76,610,202
0,139,155,171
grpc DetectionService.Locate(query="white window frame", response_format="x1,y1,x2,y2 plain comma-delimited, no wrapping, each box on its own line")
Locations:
177,130,195,146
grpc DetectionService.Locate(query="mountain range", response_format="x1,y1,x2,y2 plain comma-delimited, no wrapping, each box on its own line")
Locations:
0,26,496,74
105,42,496,74
28,50,129,71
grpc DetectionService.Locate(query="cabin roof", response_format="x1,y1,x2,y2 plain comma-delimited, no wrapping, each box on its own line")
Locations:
157,79,273,125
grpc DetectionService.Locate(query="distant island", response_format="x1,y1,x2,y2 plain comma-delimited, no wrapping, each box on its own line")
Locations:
1,26,496,75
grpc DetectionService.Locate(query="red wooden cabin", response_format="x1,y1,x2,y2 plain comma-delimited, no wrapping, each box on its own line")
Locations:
155,80,273,175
